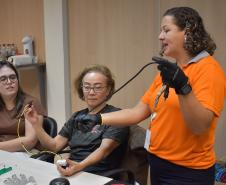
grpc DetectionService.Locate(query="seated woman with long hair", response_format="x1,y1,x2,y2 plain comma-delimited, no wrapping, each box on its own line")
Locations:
0,60,46,152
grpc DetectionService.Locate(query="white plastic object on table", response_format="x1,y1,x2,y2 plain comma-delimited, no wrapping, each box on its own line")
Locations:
56,159,67,166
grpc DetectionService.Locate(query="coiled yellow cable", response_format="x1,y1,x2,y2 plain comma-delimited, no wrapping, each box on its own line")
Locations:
17,102,62,159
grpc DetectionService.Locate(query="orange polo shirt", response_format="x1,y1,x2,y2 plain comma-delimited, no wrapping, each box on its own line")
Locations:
141,55,225,169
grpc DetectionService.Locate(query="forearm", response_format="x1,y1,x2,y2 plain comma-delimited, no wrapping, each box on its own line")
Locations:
79,138,119,171
56,150,105,176
56,149,105,176
0,136,37,152
79,148,107,171
32,125,57,151
179,92,214,134
57,139,118,176
102,109,138,126
102,102,150,126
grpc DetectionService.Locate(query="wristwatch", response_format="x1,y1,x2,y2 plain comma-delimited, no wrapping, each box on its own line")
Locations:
177,83,192,95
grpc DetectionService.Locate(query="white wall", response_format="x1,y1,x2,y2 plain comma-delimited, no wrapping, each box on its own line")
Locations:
43,0,71,128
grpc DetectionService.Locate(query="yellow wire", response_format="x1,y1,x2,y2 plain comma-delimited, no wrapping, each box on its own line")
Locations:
17,103,62,159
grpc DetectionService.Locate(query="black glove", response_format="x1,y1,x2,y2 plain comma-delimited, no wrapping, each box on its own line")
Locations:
75,113,102,132
152,56,192,95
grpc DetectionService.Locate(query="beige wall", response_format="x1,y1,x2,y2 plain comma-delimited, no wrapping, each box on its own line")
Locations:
69,0,156,128
68,0,226,159
0,0,45,102
0,0,45,62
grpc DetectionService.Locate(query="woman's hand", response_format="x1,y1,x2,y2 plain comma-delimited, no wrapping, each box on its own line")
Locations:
153,56,192,95
24,105,43,128
57,158,84,177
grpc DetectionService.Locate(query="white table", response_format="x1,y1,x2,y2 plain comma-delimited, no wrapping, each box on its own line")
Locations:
0,150,111,185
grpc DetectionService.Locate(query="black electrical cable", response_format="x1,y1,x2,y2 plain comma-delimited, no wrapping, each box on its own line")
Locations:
88,61,157,113
112,62,157,96
56,57,169,156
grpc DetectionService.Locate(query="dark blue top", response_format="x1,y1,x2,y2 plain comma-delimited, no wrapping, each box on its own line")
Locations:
59,104,129,175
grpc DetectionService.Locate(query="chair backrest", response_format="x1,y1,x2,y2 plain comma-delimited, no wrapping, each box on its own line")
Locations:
42,116,58,137
120,125,149,185
31,116,58,163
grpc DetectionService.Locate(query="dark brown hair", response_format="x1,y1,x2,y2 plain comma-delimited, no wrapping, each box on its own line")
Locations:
163,7,216,56
74,64,115,100
0,60,25,115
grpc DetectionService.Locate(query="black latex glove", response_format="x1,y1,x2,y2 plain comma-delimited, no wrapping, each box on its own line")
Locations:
152,56,192,95
75,113,102,132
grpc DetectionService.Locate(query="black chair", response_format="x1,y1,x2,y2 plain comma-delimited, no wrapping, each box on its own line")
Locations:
103,125,149,185
42,116,57,138
30,116,58,163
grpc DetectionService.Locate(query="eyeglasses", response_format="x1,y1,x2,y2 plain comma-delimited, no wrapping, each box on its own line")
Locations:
82,85,107,93
0,74,17,85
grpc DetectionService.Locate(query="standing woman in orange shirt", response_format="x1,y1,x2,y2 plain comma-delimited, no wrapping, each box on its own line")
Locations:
76,7,225,185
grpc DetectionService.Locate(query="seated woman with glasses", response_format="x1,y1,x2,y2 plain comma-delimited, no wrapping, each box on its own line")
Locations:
25,64,129,177
0,60,46,152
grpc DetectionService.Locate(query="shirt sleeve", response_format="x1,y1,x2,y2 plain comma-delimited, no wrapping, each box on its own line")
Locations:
191,60,225,117
102,125,129,144
58,110,85,140
59,116,74,140
100,105,129,144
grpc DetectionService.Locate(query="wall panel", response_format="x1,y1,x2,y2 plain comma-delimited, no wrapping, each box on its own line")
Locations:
0,0,45,103
69,0,156,128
